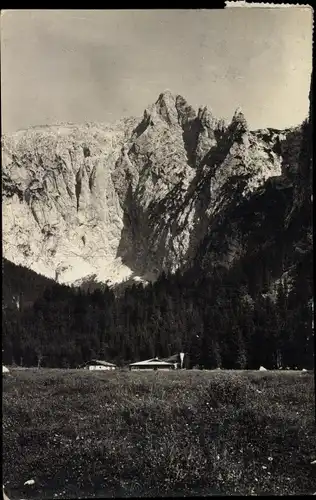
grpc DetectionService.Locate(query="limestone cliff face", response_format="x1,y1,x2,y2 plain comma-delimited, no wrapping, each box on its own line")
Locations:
2,91,297,286
2,120,137,284
193,120,308,295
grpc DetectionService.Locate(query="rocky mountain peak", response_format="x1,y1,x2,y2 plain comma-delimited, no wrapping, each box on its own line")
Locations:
230,107,249,134
153,89,179,126
197,106,215,128
143,90,197,130
175,95,197,127
157,89,177,102
2,90,298,287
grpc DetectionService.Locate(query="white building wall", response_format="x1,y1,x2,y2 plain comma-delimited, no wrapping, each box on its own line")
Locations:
88,365,115,370
130,367,173,371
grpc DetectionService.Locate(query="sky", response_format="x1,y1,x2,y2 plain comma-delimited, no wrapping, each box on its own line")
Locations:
1,8,313,134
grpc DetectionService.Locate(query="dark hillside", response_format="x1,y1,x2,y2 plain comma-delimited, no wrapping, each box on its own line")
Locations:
2,258,60,309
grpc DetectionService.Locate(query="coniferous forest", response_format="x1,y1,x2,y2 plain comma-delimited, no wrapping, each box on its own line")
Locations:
2,248,313,370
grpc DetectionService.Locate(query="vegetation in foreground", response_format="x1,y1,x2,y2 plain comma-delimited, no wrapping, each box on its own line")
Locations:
2,369,316,498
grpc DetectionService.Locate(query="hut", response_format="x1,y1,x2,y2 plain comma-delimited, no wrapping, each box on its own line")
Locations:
83,359,117,371
129,357,175,371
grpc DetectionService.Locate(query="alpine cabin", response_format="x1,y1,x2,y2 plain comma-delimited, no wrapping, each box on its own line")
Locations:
129,357,175,371
83,360,117,371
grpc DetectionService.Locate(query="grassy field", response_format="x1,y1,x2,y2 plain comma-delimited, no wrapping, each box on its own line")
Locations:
2,369,316,498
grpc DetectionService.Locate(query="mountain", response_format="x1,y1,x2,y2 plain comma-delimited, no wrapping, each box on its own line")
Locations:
1,90,307,289
192,121,312,296
2,97,312,370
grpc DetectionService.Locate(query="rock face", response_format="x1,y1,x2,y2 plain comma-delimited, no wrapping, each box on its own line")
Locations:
2,120,138,284
2,91,301,286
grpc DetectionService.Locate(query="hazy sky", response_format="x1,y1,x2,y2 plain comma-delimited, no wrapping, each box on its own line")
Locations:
1,8,313,134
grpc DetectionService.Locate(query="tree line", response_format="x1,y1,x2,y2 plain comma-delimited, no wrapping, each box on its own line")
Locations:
2,252,313,370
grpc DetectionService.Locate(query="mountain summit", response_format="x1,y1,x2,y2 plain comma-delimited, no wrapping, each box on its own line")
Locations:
2,92,303,287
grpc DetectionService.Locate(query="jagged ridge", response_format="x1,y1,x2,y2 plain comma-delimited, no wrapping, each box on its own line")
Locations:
2,90,299,286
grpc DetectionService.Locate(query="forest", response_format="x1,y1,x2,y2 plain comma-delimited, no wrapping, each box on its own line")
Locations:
2,249,313,370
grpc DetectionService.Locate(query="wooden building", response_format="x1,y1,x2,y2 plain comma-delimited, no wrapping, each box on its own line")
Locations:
83,359,117,371
129,357,175,371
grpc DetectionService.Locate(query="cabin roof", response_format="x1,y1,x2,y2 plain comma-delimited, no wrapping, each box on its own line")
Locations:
129,357,174,366
87,359,117,367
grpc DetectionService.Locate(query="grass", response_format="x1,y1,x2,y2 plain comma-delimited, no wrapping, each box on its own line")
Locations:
2,369,316,498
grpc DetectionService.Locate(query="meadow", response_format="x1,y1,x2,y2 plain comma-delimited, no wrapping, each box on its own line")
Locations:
2,369,316,498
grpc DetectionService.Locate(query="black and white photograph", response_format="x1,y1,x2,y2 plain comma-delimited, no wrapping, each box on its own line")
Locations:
1,6,314,498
